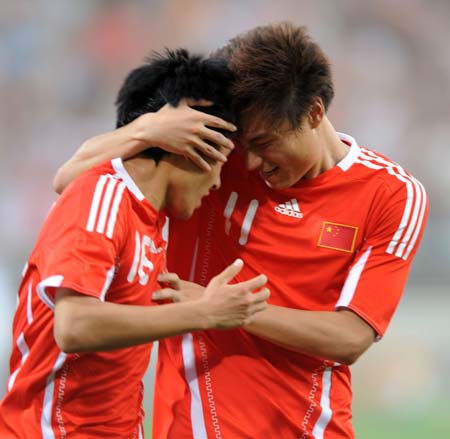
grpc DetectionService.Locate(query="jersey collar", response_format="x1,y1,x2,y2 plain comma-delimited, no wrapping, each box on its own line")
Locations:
336,132,361,172
111,158,145,201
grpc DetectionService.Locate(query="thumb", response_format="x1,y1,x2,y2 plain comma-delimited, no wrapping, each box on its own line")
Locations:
209,259,244,287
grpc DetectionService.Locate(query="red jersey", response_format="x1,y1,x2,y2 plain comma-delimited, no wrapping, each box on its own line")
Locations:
0,158,167,439
154,133,428,439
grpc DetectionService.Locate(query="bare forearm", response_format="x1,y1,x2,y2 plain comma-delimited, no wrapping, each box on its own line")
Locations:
54,264,269,353
53,101,237,194
55,298,207,353
53,123,146,194
244,305,376,365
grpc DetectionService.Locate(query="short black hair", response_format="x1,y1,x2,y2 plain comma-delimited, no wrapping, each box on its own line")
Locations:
214,22,334,130
116,48,236,161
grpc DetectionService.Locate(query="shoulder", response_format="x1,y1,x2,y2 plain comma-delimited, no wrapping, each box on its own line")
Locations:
55,162,132,239
354,147,426,199
354,148,428,258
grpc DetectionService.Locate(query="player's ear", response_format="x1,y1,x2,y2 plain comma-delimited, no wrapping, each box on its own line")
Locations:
307,97,325,129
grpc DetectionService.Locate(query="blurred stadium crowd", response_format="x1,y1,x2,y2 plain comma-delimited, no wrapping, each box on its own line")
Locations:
1,0,449,435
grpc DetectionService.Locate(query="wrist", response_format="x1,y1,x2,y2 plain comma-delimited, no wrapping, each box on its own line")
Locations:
131,113,158,145
179,300,211,331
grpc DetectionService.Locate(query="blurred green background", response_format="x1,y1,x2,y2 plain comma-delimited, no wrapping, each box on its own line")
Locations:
1,1,449,437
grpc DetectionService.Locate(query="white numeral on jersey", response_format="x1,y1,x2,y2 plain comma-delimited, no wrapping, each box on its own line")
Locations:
223,193,259,245
127,231,163,285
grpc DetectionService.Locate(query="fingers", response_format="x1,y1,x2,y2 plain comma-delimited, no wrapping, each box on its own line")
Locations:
251,287,271,303
152,288,179,302
182,99,238,134
209,259,244,286
199,127,235,151
157,272,181,290
187,150,212,172
204,114,237,134
191,140,228,163
232,274,268,293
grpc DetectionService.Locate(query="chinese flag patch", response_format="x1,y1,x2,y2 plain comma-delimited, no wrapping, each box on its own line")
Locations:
318,222,358,253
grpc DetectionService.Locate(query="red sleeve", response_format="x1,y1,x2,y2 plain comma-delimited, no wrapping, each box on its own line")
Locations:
35,172,128,308
336,175,428,337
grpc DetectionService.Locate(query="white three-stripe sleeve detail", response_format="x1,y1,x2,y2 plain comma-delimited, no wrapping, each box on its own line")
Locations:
100,265,116,302
106,182,126,238
403,179,427,260
182,333,208,439
336,247,373,308
312,367,333,439
96,177,118,234
394,178,422,258
7,333,30,391
239,199,259,245
359,150,426,259
27,281,33,324
356,157,418,257
86,175,108,232
356,157,413,255
41,352,67,439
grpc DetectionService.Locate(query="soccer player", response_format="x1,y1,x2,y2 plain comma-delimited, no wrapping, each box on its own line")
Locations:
51,23,428,439
0,50,270,438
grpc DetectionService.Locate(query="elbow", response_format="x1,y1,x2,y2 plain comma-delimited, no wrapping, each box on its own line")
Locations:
334,335,374,366
54,310,88,353
54,330,79,354
336,351,361,366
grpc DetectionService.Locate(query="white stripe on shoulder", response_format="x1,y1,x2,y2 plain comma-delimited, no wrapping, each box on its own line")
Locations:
86,175,108,232
356,149,426,260
106,182,126,239
96,177,119,234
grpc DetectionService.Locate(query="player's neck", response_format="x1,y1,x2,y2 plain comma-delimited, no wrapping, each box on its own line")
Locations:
122,156,168,211
315,117,350,175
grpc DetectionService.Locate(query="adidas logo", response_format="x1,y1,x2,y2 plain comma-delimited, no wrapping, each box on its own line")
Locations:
274,199,304,218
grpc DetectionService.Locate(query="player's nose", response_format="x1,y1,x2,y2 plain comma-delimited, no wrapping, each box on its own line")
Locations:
245,150,263,171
